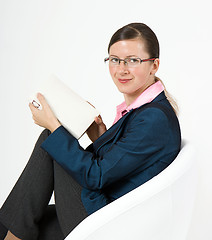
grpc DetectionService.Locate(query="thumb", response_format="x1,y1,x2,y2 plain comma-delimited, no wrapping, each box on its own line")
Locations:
95,115,103,125
95,116,106,131
95,115,107,134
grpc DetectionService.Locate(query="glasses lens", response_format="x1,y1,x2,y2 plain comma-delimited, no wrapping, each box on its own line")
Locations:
126,58,140,67
109,57,120,65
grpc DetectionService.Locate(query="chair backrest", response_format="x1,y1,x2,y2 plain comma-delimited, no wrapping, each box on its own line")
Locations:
66,141,197,240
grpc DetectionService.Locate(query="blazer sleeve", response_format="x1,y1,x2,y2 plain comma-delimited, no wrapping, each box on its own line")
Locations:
41,108,172,190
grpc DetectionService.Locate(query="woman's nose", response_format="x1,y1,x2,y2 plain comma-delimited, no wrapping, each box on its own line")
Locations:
117,62,130,74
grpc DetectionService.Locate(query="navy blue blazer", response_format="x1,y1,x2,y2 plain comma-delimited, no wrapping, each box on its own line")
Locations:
41,92,181,215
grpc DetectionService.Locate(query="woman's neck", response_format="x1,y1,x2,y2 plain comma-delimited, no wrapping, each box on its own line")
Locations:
124,80,156,106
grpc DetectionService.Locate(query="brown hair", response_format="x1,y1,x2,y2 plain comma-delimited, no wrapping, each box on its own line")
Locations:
108,23,179,115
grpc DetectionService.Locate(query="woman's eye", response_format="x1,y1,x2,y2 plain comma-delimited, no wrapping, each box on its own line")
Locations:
129,58,139,63
110,58,119,63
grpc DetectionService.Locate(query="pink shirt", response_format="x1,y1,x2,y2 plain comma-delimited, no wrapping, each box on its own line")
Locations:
113,81,164,124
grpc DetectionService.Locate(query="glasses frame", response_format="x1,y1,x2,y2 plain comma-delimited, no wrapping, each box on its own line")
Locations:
104,56,157,67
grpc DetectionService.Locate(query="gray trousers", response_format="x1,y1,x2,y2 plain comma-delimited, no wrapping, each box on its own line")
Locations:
0,129,88,240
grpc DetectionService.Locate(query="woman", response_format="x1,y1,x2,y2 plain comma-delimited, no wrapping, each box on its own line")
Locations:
0,22,181,240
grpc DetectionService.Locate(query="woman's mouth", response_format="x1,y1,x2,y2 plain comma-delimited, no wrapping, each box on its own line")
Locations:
118,78,132,83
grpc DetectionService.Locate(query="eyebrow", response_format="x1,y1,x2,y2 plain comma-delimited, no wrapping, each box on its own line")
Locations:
110,55,119,58
127,55,139,58
110,54,139,58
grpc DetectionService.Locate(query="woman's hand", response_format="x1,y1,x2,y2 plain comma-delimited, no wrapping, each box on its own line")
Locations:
29,93,61,133
86,115,107,142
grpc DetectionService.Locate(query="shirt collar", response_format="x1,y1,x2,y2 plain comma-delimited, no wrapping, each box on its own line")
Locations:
113,80,164,124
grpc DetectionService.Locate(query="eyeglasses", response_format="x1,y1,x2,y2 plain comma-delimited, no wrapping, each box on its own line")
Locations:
104,56,156,67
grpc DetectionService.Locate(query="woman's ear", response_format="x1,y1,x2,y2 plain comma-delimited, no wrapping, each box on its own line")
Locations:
150,58,160,75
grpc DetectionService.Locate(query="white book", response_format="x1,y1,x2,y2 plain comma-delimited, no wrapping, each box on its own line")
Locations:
31,74,100,139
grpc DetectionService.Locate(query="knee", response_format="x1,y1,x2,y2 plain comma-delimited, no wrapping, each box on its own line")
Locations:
36,129,51,146
41,129,51,137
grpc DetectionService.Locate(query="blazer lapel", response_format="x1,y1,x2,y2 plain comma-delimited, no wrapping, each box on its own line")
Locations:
93,91,167,153
152,91,166,103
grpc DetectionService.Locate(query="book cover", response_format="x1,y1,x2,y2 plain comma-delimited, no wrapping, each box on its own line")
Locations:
31,74,100,139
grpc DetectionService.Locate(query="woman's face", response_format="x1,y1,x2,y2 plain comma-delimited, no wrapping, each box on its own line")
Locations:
109,39,159,105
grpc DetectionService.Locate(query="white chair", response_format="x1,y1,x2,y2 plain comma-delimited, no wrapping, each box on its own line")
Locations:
65,141,197,240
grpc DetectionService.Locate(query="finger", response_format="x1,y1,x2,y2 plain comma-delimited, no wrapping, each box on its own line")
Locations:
94,116,100,124
29,102,38,113
37,93,48,108
95,115,104,125
98,115,103,121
